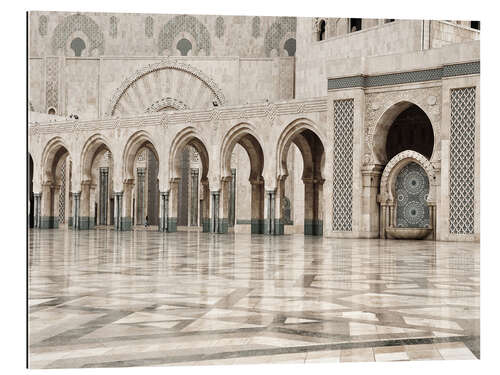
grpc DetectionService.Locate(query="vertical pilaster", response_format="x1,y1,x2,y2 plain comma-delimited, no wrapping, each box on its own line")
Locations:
99,167,109,225
211,191,220,233
136,167,145,225
229,168,236,227
113,191,123,231
33,193,41,228
168,180,178,232
72,192,80,230
190,169,199,226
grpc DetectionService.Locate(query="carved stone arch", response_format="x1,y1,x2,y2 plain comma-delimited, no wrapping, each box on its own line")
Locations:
80,133,114,182
264,17,297,57
41,136,72,184
276,118,327,179
122,130,161,182
158,15,211,55
169,127,210,180
368,97,440,165
145,97,188,113
51,13,104,55
220,122,265,181
380,150,437,205
105,59,225,117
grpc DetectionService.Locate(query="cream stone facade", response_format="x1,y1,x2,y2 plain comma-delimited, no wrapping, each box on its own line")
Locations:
28,12,480,241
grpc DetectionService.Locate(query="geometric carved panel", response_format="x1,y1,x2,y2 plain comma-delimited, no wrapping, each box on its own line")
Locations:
264,17,296,57
449,87,476,234
45,57,59,111
332,99,354,231
252,16,261,38
58,162,66,224
158,15,211,55
51,14,104,55
145,16,154,38
395,162,430,228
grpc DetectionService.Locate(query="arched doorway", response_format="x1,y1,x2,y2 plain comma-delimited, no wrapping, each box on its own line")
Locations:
122,132,160,230
376,103,436,240
81,136,114,229
40,138,72,229
278,127,325,235
221,127,265,234
169,131,210,232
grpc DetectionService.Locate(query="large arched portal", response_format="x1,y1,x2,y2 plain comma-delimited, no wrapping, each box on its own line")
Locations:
40,138,72,229
221,127,265,234
81,135,114,229
376,103,436,240
122,132,160,230
278,127,325,235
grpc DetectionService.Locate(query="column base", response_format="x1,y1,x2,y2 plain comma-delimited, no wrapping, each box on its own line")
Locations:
304,219,323,236
67,217,73,228
119,217,132,231
167,218,177,232
251,219,264,234
274,219,285,235
202,218,210,232
40,216,58,229
217,218,229,234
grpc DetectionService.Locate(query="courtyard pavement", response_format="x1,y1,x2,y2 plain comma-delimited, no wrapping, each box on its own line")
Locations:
28,229,479,368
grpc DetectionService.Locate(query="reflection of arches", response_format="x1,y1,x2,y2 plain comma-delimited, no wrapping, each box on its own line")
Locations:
379,150,436,240
105,60,225,117
277,119,325,235
51,13,104,55
373,101,436,164
220,124,265,234
158,15,211,55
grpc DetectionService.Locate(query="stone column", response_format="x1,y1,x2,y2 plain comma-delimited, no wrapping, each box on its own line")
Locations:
113,191,123,231
211,191,220,233
40,183,53,229
99,167,109,225
33,193,41,228
218,177,231,234
53,185,61,228
158,191,169,232
229,168,236,227
79,181,91,230
190,169,199,226
361,165,383,238
303,178,314,235
136,167,145,225
274,177,286,235
250,180,264,234
121,180,133,231
72,192,80,230
167,179,179,232
89,184,97,229
201,179,210,232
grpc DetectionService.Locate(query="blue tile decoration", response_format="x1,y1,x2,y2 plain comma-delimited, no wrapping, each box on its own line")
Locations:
395,162,430,228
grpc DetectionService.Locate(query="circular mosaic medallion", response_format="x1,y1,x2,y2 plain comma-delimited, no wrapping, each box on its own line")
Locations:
403,201,425,225
403,170,425,195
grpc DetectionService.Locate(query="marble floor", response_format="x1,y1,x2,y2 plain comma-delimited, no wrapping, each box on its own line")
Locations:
28,229,480,368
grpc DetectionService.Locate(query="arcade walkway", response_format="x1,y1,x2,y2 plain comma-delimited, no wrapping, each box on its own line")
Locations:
28,229,479,368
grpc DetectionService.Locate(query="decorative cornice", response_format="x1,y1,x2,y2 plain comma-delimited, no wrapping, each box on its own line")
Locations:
328,61,480,90
29,98,327,135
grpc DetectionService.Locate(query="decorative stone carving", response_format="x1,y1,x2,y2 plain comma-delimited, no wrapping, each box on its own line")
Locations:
145,97,188,113
145,16,154,38
39,15,48,36
264,17,296,57
251,16,260,38
105,59,226,117
215,17,225,39
158,15,211,55
51,13,104,55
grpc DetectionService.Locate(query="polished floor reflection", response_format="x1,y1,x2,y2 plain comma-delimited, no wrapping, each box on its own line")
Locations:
28,229,480,368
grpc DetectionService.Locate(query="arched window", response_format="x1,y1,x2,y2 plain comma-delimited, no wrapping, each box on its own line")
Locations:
470,21,480,30
385,19,395,23
70,37,86,57
350,18,362,32
284,38,296,57
318,19,326,41
176,38,192,56
48,107,56,115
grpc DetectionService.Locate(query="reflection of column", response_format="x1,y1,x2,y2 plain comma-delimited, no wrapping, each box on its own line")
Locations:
229,169,236,227
99,167,109,225
113,192,123,231
190,169,199,226
136,168,145,225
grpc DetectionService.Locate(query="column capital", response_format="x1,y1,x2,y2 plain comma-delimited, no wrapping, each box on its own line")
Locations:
113,191,123,197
